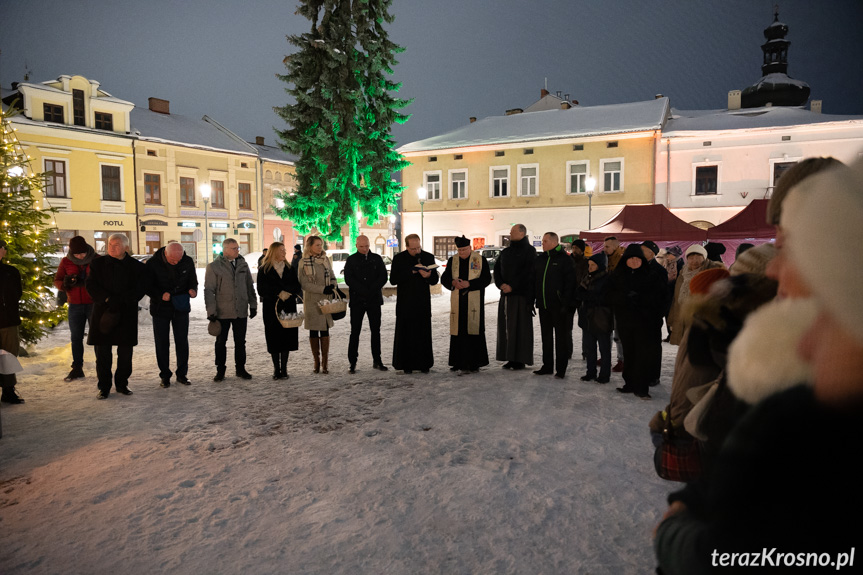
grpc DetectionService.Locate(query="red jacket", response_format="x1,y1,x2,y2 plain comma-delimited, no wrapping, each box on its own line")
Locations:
54,255,96,305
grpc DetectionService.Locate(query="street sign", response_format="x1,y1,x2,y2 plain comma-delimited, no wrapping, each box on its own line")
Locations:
387,238,399,247
192,229,203,242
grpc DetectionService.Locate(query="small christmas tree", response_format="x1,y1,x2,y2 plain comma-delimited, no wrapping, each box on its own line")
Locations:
275,0,411,244
1,104,66,347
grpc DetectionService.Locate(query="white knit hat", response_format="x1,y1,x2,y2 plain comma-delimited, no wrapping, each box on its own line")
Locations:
782,159,863,345
684,244,707,259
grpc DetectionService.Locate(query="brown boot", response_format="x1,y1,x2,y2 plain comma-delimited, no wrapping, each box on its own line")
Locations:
310,337,320,373
320,336,330,374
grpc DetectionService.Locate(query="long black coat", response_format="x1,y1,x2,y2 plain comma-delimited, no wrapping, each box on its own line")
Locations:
86,254,147,346
145,247,198,319
534,245,575,312
493,236,536,300
390,248,439,371
344,251,387,307
0,262,22,329
256,263,302,354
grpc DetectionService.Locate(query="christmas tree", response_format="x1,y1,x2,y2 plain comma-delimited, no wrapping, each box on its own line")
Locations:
275,0,411,244
1,104,66,347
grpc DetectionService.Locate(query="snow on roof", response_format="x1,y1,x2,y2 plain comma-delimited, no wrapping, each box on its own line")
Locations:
398,98,669,153
746,72,809,90
249,142,298,164
131,108,256,155
664,105,863,135
16,81,134,107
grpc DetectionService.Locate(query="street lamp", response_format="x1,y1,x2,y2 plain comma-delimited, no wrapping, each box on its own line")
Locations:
417,186,427,245
585,177,596,230
200,183,211,264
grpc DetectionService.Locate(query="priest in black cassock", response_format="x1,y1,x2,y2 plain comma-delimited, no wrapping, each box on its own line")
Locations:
441,236,491,374
390,233,439,374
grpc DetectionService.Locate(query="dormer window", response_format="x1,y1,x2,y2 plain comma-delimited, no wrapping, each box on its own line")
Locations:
73,89,85,126
94,112,113,131
43,104,64,124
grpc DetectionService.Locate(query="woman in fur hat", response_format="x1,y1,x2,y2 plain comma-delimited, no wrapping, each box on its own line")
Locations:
667,244,724,345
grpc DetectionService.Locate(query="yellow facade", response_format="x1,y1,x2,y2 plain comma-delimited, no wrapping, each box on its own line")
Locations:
260,158,299,249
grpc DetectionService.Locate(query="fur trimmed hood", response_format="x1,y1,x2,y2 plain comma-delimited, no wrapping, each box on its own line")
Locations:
726,297,818,404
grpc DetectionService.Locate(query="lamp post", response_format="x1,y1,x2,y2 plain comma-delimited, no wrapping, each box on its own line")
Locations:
417,186,427,245
200,183,211,264
585,177,596,230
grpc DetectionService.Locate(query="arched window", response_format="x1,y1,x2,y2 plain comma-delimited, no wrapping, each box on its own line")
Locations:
275,172,282,181
265,170,272,179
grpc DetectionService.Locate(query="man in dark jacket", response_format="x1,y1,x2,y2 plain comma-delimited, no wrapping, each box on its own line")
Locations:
0,239,24,404
390,234,439,373
641,240,669,386
54,236,98,381
534,232,576,379
344,235,389,373
86,234,147,400
146,242,198,388
494,224,536,370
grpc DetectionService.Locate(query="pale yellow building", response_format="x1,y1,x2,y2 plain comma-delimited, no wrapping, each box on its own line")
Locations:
398,96,668,257
6,75,137,252
131,98,260,263
249,136,299,251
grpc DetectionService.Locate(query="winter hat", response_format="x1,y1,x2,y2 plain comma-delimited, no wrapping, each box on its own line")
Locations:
620,243,648,268
689,268,730,295
657,248,668,259
641,240,659,255
69,236,89,254
208,320,222,337
685,244,708,260
783,158,863,345
584,245,593,258
704,242,726,262
588,251,607,272
667,245,682,258
571,239,586,254
454,235,471,248
729,243,776,276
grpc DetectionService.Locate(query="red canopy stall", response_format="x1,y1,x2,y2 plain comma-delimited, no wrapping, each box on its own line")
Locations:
579,204,707,254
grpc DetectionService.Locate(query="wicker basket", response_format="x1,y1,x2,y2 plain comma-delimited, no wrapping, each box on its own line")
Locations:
318,292,347,315
276,297,304,328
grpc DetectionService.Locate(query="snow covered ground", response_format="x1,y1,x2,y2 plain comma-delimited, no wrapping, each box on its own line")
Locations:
1,278,677,574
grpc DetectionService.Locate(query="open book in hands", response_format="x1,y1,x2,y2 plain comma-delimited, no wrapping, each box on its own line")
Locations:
413,263,439,272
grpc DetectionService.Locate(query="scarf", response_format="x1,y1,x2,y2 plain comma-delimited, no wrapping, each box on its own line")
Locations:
450,251,482,336
303,254,331,288
677,263,703,308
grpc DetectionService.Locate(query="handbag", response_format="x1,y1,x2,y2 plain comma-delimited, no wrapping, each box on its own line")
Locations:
330,287,347,321
171,293,191,312
653,419,703,483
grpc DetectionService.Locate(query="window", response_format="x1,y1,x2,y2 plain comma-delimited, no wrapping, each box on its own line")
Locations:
694,165,718,195
94,112,113,131
210,180,225,208
423,171,441,200
566,161,590,195
275,172,282,181
524,149,534,155
44,159,67,197
238,182,252,210
606,141,618,148
238,233,251,255
94,231,130,255
429,156,437,162
433,236,457,260
573,144,584,151
265,170,273,179
600,158,623,192
517,164,538,196
73,89,85,126
147,150,157,157
101,165,121,201
490,166,510,197
240,162,248,168
495,151,505,157
144,173,161,204
772,161,797,189
180,177,196,206
454,154,463,160
449,169,467,199
43,104,64,124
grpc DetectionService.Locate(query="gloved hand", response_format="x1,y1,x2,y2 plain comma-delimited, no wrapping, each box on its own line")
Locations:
278,291,291,301
249,308,257,319
207,314,217,322
63,275,78,289
323,285,335,295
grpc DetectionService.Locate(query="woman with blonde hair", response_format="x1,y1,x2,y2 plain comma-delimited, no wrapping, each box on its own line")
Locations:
298,236,338,373
256,242,301,380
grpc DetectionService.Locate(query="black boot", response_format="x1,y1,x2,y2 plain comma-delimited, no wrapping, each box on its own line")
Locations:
214,367,226,382
272,353,282,380
280,352,289,380
64,364,85,382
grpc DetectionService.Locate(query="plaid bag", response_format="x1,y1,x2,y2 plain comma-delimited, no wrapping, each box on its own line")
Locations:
653,424,703,482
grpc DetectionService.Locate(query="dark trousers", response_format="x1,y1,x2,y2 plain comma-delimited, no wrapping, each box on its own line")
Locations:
153,313,190,380
0,325,19,393
539,307,571,375
348,303,382,365
583,328,612,379
215,318,247,370
67,303,92,367
94,345,133,392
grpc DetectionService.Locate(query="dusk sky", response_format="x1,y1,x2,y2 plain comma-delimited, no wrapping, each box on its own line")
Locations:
2,0,862,148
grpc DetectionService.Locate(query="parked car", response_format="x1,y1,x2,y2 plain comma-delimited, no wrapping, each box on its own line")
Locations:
328,249,352,279
479,246,503,270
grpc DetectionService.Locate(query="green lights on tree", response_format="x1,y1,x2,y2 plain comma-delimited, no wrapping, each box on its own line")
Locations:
275,0,411,244
1,105,66,347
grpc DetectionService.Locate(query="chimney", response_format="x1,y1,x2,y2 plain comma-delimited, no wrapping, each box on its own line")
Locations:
556,91,562,98
505,108,523,116
255,136,265,145
655,93,664,99
728,90,741,110
469,117,477,123
564,93,570,101
810,100,822,114
560,101,571,110
148,97,170,114
572,100,579,106
540,88,549,98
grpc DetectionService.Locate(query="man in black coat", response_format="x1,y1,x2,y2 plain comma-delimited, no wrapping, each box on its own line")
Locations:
534,232,576,379
494,224,536,370
390,233,439,373
641,240,669,387
146,242,198,388
0,239,24,404
344,235,389,373
86,234,148,399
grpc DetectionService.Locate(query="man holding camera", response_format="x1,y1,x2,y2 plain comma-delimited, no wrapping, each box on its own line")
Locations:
54,236,98,382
